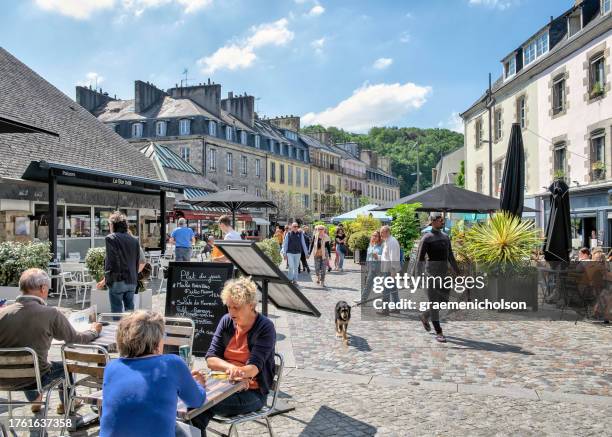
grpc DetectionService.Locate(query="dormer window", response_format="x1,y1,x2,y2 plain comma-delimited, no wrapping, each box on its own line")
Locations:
524,32,548,66
285,130,298,141
603,0,611,15
155,121,167,137
132,122,143,138
240,130,247,145
504,56,516,79
208,121,217,137
225,126,233,141
255,135,261,149
179,119,191,136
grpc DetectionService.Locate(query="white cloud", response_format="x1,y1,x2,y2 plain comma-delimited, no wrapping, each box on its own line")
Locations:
311,37,326,54
198,18,294,74
399,32,411,44
438,112,464,133
34,0,115,19
302,81,431,133
373,57,393,70
35,0,211,19
77,72,105,87
307,5,325,16
468,0,517,10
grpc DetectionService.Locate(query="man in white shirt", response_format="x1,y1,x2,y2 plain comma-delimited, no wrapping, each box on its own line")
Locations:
379,225,401,316
213,215,242,262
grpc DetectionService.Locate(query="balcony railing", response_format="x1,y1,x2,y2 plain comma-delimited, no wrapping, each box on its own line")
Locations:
310,157,338,171
341,167,367,178
324,184,336,194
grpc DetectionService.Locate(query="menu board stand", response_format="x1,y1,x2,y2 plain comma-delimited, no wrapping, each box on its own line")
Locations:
164,262,234,357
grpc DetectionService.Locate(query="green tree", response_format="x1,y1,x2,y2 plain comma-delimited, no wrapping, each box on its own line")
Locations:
456,160,465,188
386,203,422,251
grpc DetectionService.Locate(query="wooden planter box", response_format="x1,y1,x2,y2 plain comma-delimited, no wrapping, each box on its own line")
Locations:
486,273,539,311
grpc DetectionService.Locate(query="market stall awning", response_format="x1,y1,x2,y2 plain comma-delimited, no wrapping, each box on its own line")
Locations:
186,189,276,227
331,204,391,223
253,217,270,225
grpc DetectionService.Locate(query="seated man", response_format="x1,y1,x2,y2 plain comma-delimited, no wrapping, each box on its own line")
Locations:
0,268,102,413
192,277,276,433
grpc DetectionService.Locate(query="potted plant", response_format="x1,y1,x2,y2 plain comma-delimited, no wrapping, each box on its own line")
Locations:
348,231,371,264
590,81,604,98
553,169,566,181
0,241,51,300
592,161,605,180
464,212,541,310
85,247,106,282
256,239,282,266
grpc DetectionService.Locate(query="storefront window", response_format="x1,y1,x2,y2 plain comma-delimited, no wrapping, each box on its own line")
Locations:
94,208,113,237
66,206,91,237
120,209,139,236
33,203,65,239
65,238,91,261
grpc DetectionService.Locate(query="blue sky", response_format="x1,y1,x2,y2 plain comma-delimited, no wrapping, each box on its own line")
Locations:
1,0,571,133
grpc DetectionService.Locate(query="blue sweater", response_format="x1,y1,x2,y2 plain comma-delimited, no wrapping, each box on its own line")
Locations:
100,354,205,437
206,313,276,395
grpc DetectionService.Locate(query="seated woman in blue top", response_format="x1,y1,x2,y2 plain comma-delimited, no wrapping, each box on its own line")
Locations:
192,277,276,433
100,311,206,437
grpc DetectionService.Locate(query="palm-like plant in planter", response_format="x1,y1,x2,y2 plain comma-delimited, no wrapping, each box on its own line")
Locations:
553,169,566,181
592,161,605,180
464,212,541,309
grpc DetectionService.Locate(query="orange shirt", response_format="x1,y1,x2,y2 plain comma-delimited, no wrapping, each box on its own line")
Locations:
224,327,259,390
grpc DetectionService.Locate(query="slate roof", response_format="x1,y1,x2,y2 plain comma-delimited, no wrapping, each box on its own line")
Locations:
95,96,223,123
140,143,218,192
0,47,158,180
298,133,341,155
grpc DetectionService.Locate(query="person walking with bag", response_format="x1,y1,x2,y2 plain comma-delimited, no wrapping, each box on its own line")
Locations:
282,222,309,285
335,224,347,271
309,225,331,287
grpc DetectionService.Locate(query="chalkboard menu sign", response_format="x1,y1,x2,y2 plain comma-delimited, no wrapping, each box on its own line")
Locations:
164,262,234,356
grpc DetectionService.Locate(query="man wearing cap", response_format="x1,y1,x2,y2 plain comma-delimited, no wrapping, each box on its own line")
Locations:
416,212,460,342
170,218,196,262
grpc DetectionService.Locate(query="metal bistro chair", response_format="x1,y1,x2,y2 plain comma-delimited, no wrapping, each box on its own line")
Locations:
208,353,285,437
163,317,195,363
0,347,63,437
60,344,111,434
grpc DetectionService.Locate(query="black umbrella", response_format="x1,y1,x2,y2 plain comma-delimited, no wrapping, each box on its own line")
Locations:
500,123,525,216
185,189,276,228
373,183,537,213
543,180,571,263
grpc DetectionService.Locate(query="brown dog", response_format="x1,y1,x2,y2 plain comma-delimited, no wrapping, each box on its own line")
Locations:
335,301,351,345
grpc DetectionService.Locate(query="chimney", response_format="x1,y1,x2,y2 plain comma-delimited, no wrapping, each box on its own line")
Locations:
75,85,116,114
309,131,331,146
167,83,221,116
134,80,166,113
221,93,255,127
269,115,300,132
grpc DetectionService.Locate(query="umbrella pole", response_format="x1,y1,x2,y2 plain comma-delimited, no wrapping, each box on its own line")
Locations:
232,209,236,229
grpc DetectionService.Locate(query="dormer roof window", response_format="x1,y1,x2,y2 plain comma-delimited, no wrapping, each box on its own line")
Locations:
285,130,298,141
524,31,548,66
504,56,516,80
155,120,167,137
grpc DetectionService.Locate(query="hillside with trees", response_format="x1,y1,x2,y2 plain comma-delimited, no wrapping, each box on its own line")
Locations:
302,125,464,196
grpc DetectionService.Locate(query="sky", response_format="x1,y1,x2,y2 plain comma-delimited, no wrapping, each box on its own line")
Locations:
0,0,572,133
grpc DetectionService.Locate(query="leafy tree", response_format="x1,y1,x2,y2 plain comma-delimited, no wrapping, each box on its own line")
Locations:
386,203,422,251
456,160,465,188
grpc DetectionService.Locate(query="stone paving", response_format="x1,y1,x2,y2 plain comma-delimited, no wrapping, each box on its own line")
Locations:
287,261,612,397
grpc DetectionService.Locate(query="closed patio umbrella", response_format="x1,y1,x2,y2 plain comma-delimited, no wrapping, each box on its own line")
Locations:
499,123,525,217
543,180,571,263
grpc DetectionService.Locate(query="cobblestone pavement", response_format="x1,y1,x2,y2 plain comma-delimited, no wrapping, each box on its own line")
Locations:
286,260,612,397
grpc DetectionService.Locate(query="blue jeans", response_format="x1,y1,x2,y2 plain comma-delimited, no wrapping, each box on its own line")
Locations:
286,252,301,281
336,245,346,269
383,272,399,305
175,247,192,262
24,361,65,403
191,390,266,433
109,281,136,313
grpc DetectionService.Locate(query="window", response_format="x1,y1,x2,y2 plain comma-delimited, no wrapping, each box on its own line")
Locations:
280,164,285,184
591,131,606,163
208,121,217,137
494,109,502,141
179,119,191,136
66,206,91,237
270,162,276,182
240,155,247,176
255,158,261,177
240,131,247,145
303,194,310,209
554,142,566,175
524,32,548,66
226,152,233,174
179,146,190,163
288,165,293,186
296,167,301,186
504,56,516,79
517,96,526,128
225,126,233,141
255,135,261,149
552,76,566,115
476,167,484,193
590,54,606,97
285,130,298,141
603,0,611,14
494,160,504,195
475,118,483,148
208,148,217,170
242,186,247,193
155,121,166,137
304,169,308,187
132,122,143,138
256,187,262,197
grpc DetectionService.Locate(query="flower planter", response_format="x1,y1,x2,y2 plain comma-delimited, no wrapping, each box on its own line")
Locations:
485,274,539,312
593,168,605,180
